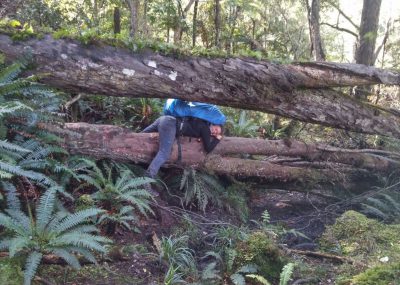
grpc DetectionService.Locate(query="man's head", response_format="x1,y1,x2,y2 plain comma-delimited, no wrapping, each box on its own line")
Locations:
210,124,223,137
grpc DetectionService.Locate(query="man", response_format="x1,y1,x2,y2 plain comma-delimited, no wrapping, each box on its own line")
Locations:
142,115,223,179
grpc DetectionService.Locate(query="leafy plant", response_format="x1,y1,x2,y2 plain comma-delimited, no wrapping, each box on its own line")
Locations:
157,235,197,277
75,159,155,233
0,58,66,187
178,167,224,212
358,188,400,223
226,110,259,138
0,183,111,285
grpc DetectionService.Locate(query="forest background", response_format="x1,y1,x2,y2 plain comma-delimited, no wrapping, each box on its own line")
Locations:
0,0,400,284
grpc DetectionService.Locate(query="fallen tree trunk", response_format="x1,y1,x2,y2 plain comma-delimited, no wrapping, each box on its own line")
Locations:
1,34,400,137
57,123,395,181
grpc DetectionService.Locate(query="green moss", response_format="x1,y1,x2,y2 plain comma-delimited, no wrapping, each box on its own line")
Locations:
235,231,285,281
0,257,24,285
320,211,400,283
320,211,400,259
75,194,94,210
351,262,400,285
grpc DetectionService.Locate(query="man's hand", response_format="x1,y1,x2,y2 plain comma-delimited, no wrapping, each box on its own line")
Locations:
215,135,223,140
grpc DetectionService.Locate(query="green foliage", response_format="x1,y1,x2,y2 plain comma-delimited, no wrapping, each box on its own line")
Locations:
358,186,400,223
350,262,400,285
279,262,295,285
75,159,154,233
235,231,285,281
0,58,66,188
0,258,24,285
178,167,224,213
226,110,259,138
158,235,197,279
0,185,111,285
320,210,400,259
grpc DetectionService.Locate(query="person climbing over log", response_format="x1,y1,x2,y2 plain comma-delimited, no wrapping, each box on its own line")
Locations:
142,115,223,180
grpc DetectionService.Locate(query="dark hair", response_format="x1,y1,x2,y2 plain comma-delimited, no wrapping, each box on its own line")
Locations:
211,124,224,135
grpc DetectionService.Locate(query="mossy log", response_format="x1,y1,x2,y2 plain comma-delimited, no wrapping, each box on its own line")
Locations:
1,34,400,138
54,122,397,181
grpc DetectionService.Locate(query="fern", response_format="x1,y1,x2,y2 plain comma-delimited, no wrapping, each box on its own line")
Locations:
246,274,272,285
74,159,155,233
24,251,43,285
230,273,246,285
0,187,111,285
279,263,295,285
175,167,224,212
262,209,271,224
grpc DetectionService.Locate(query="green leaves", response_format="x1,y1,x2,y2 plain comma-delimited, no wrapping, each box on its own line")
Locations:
0,187,110,285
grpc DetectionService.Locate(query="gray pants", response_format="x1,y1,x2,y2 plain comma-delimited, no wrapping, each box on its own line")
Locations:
142,116,177,178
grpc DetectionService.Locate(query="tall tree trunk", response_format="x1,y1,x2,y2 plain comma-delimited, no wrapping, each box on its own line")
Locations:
192,0,199,47
306,0,326,61
215,0,221,48
354,0,382,100
113,7,121,35
2,34,400,138
174,0,196,45
143,0,148,36
126,0,139,38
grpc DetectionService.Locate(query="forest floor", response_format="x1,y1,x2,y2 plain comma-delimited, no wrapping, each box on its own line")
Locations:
38,189,350,285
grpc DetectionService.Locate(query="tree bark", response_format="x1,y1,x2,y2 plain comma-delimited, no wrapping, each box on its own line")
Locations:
215,0,221,48
126,0,139,38
192,0,199,47
306,0,326,61
1,34,400,138
113,7,121,35
354,0,382,100
54,123,398,181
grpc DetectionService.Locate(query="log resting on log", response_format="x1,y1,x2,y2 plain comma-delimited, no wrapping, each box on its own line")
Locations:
1,34,400,138
58,123,395,181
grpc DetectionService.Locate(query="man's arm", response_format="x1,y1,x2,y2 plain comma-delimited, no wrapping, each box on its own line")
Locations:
199,124,220,153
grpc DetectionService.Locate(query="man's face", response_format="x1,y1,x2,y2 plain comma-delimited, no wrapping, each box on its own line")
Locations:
210,125,222,136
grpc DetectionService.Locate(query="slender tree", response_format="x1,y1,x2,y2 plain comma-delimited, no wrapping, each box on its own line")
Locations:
354,0,382,100
306,0,325,61
215,0,221,48
192,0,199,47
114,7,121,35
126,0,139,38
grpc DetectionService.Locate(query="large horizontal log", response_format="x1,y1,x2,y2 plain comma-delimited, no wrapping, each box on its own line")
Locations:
1,34,400,138
58,123,390,181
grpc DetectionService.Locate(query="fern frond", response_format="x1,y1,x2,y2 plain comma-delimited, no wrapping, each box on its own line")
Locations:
66,247,97,264
0,62,24,84
23,251,42,285
36,188,56,231
246,274,272,285
0,212,28,236
5,209,30,232
9,236,32,257
55,233,111,253
237,264,257,273
360,203,388,220
279,263,295,285
201,261,221,280
52,208,103,234
230,273,245,285
2,181,21,210
262,210,270,224
0,139,32,154
120,176,155,192
51,248,81,269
